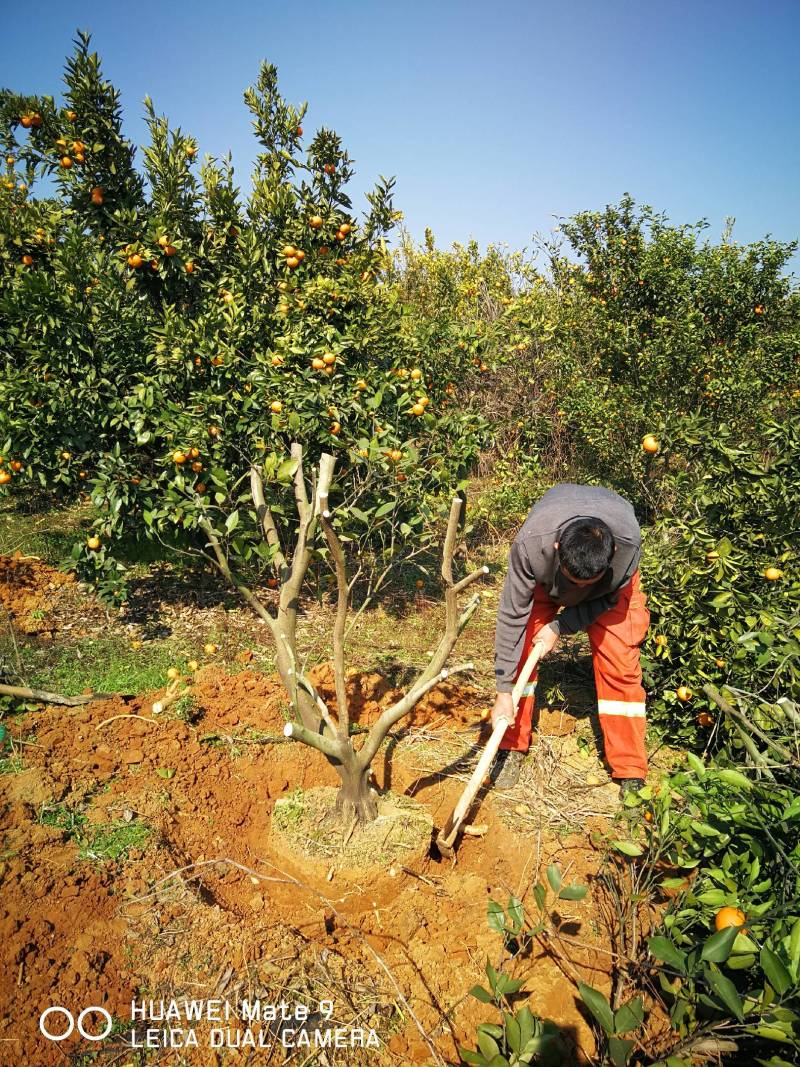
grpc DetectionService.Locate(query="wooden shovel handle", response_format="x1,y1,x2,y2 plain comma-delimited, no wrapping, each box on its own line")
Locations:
438,643,542,848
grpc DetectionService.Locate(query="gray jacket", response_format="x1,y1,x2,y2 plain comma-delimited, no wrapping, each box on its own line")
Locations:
494,484,641,692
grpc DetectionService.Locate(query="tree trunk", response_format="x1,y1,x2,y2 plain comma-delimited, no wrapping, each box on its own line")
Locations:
335,755,378,824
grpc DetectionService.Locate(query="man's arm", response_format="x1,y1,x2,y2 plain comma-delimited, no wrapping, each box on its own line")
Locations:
494,539,537,693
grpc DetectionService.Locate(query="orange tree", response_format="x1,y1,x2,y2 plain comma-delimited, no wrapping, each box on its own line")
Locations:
639,401,799,748
0,33,488,602
520,195,800,517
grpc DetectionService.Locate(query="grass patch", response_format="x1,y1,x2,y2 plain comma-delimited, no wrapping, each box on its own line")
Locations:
0,498,93,566
40,803,151,861
20,634,178,696
0,751,25,774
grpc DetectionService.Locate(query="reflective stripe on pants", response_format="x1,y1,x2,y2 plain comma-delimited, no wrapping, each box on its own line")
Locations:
500,572,650,780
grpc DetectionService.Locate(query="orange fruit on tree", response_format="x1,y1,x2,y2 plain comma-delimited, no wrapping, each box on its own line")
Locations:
642,434,659,454
654,634,668,647
21,254,33,266
309,215,323,229
149,259,159,270
715,906,746,931
296,125,303,135
196,483,206,494
270,401,283,414
764,567,782,580
86,536,101,550
319,245,329,255
410,368,422,381
158,235,170,247
186,145,197,157
324,163,335,175
415,579,424,589
212,355,223,366
271,354,284,366
90,186,104,204
282,245,296,257
286,256,299,268
714,658,726,668
74,152,85,164
163,244,177,257
10,460,23,472
31,113,42,127
312,357,325,370
295,249,305,262
697,712,714,727
172,450,187,464
330,422,341,435
339,222,352,235
643,810,653,823
676,686,692,702
0,471,11,485
411,403,425,416
128,253,143,268
60,156,73,169
754,305,764,315
277,302,290,315
355,379,367,390
706,550,719,561
185,260,195,274
188,447,199,458
323,353,336,365
61,451,71,460
20,115,33,129
208,425,220,437
66,109,77,121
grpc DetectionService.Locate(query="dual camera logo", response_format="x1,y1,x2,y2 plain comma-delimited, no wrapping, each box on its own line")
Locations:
39,1006,113,1042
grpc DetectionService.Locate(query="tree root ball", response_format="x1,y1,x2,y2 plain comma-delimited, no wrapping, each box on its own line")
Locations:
271,786,433,872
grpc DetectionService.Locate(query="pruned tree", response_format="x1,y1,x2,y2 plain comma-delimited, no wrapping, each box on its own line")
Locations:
197,443,486,823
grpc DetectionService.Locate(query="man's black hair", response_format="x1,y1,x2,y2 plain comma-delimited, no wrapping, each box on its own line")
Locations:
559,518,615,580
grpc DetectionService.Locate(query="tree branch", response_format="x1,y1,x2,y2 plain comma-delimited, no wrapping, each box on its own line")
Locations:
319,495,350,737
198,516,277,634
357,662,474,770
282,719,343,760
703,684,797,765
250,464,287,574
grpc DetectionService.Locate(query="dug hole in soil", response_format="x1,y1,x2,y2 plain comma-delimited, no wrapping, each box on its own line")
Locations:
0,555,620,1065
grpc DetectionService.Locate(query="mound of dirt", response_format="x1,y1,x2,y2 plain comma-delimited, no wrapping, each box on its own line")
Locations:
271,786,433,872
0,665,618,1064
0,552,75,635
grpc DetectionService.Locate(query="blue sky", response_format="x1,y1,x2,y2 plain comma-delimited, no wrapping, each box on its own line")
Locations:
3,0,799,273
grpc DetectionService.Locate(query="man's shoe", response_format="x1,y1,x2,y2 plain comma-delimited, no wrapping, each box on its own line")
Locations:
490,749,527,790
618,777,646,800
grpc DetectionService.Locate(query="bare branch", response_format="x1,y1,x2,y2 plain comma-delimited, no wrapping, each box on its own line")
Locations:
283,720,343,760
453,564,490,596
0,683,124,706
290,442,309,519
319,496,350,737
198,516,278,634
703,684,798,765
440,495,463,585
357,662,474,770
250,465,287,573
295,666,340,738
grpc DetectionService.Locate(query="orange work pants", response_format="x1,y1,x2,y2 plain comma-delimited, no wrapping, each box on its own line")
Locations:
500,572,650,780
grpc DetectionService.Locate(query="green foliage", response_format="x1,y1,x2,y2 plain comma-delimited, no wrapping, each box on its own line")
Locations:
0,35,488,603
41,804,151,861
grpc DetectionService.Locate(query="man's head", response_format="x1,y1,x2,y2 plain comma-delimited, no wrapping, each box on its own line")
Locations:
555,518,615,585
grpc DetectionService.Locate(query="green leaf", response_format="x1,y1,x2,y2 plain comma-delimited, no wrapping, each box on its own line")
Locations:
648,936,687,975
716,768,753,790
608,1035,634,1067
276,456,299,483
373,500,396,518
468,985,493,1004
558,884,588,901
686,751,706,777
546,864,562,893
533,882,546,911
225,509,239,533
789,917,800,970
155,767,175,780
782,796,800,820
760,946,792,995
611,840,644,857
507,896,524,934
709,591,734,608
577,982,614,1034
701,925,739,963
487,900,506,933
613,997,643,1034
704,966,744,1021
496,975,525,995
476,1030,501,1060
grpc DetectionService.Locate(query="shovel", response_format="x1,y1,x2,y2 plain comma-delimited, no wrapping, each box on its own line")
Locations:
434,642,543,857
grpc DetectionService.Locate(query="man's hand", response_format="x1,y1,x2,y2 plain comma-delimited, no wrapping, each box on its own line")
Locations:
533,625,559,661
490,691,516,730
